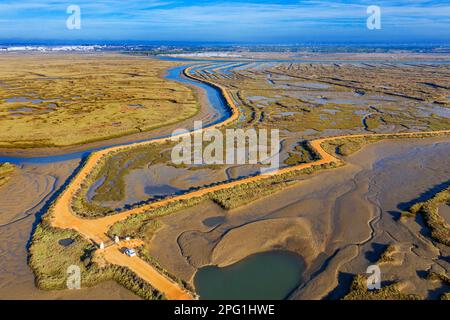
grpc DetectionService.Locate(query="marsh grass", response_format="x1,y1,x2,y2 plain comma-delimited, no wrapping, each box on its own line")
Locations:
427,271,450,285
0,55,199,148
0,162,15,187
284,141,320,166
377,244,396,264
322,136,382,156
441,293,450,300
343,275,421,300
408,187,450,245
91,143,172,203
28,210,164,300
427,271,450,300
208,63,450,135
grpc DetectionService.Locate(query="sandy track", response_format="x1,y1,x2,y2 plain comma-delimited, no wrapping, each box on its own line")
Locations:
48,65,450,300
102,246,192,300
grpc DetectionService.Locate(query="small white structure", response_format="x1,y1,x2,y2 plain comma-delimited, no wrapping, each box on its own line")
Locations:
125,237,131,241
99,242,105,250
114,236,120,244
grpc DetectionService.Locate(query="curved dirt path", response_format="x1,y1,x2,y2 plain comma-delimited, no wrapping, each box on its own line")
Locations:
49,66,450,300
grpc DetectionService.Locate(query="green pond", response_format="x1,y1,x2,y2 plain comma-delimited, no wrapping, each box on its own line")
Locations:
194,251,305,300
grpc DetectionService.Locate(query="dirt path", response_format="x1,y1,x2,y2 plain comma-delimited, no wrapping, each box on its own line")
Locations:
49,66,450,300
102,246,193,300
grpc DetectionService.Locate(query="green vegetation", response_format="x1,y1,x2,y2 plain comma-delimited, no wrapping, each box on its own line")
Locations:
441,293,450,300
208,162,342,210
111,217,162,241
208,62,450,136
91,143,172,203
427,271,450,285
322,136,383,156
377,244,396,264
0,55,199,148
71,141,176,217
211,179,294,210
427,271,450,300
29,209,164,300
408,187,450,245
284,141,319,166
343,275,421,300
0,162,15,187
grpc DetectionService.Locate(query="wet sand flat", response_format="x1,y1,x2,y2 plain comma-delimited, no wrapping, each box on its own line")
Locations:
147,137,450,299
439,204,450,224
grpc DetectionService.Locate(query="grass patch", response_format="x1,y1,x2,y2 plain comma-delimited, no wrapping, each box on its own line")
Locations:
427,271,450,285
91,143,172,203
342,275,421,300
427,271,450,300
441,293,450,300
322,136,383,156
29,210,164,300
0,162,15,187
408,187,450,245
108,197,206,239
377,244,396,264
284,141,320,166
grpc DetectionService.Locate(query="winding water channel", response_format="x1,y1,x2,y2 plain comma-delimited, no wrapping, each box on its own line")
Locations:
0,64,231,165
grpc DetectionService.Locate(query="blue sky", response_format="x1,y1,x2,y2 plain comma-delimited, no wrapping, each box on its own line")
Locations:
0,0,449,44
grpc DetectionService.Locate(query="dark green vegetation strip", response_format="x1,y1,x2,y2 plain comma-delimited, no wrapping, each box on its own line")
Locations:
29,209,164,300
343,275,421,300
408,187,450,246
209,162,340,210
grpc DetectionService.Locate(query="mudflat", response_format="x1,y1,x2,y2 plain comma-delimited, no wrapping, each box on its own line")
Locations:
147,137,450,299
0,160,139,299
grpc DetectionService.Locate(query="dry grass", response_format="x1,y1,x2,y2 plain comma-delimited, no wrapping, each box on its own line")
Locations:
409,187,450,245
0,162,15,187
343,275,421,300
377,244,396,264
29,211,164,299
0,54,199,148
